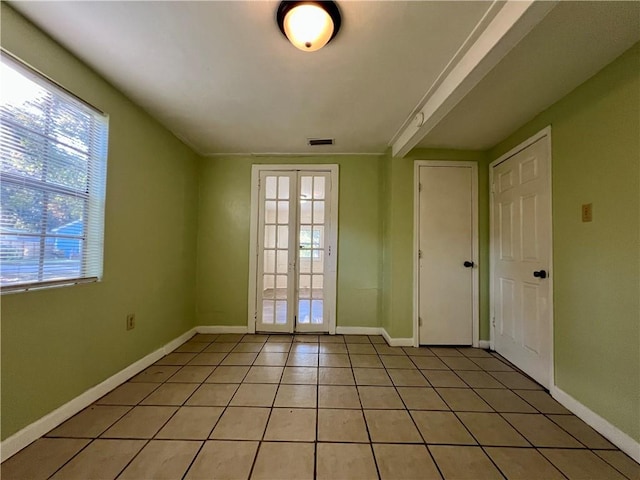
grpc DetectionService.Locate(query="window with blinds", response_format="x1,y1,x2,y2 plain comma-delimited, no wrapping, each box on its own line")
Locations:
0,52,108,292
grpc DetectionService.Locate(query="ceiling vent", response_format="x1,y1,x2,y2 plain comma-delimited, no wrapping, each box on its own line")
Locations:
307,138,334,146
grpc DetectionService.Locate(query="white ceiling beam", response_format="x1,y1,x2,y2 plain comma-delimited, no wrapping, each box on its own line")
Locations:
391,0,558,158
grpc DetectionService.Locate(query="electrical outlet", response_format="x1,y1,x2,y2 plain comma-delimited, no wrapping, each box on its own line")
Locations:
126,314,135,330
582,203,593,222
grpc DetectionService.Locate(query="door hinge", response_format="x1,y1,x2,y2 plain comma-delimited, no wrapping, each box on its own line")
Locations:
328,245,331,256
491,183,496,193
491,316,496,327
418,317,423,327
418,249,423,259
418,182,422,192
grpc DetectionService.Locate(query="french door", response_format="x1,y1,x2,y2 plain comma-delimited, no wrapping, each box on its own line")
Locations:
249,166,338,334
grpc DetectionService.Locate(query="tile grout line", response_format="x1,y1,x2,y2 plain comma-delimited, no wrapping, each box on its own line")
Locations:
44,438,96,479
313,336,329,479
403,350,454,480
590,452,637,480
180,334,235,479
428,347,514,480
387,342,449,480
45,339,210,480
348,337,382,480
180,333,252,479
155,333,223,480
246,335,292,479
413,347,539,479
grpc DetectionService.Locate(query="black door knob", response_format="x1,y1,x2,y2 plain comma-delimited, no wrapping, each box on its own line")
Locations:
463,261,474,268
533,270,547,279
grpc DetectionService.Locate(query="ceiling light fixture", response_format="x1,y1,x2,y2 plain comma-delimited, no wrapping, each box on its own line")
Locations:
276,1,341,52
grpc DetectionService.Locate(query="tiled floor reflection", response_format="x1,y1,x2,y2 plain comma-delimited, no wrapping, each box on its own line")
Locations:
2,333,638,479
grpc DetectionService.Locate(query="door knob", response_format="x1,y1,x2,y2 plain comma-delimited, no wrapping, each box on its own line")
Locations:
533,270,547,279
463,261,474,268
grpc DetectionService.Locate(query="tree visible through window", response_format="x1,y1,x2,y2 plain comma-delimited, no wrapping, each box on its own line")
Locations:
0,53,108,291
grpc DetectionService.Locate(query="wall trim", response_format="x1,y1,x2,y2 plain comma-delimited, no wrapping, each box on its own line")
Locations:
0,327,197,463
196,325,248,334
382,329,414,347
478,340,491,350
335,326,382,336
551,385,640,463
335,326,414,347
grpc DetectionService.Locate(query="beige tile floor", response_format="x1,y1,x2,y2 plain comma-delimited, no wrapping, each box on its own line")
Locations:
3,333,639,480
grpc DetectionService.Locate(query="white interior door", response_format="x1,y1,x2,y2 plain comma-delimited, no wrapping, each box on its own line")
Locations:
418,163,478,345
254,169,336,333
492,134,552,388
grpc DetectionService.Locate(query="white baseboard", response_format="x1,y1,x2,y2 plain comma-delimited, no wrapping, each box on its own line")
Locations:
196,325,248,334
551,385,640,463
478,340,491,349
0,327,197,463
320,326,417,347
335,326,383,336
381,329,414,347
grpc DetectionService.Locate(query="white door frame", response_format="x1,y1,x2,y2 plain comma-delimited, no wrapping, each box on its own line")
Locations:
248,164,339,334
489,126,554,388
413,160,479,347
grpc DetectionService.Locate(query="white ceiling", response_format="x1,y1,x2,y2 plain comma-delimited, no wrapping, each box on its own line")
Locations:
9,1,640,156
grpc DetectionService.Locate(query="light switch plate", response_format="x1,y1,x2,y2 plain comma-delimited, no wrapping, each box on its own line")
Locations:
582,203,593,222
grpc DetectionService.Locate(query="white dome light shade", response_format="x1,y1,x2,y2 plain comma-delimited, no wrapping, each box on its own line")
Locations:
276,1,342,52
284,4,334,52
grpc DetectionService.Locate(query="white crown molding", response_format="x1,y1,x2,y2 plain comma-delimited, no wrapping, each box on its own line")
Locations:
203,152,385,158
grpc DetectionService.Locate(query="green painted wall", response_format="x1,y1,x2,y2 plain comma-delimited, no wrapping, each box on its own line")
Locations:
0,5,200,440
381,150,489,339
489,43,640,442
196,155,383,329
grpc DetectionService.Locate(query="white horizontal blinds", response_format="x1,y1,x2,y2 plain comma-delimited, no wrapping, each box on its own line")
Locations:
0,53,108,291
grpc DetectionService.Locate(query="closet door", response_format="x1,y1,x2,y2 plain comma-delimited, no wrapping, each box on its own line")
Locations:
418,164,477,345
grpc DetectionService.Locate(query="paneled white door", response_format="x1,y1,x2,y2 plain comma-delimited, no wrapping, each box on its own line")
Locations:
417,163,478,345
254,169,336,333
492,135,552,388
